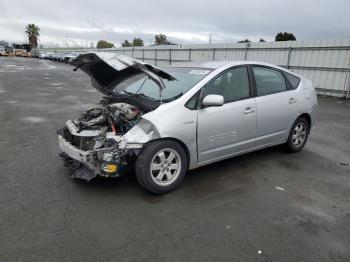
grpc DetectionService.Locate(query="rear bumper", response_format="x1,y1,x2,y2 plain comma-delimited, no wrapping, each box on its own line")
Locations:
310,103,319,130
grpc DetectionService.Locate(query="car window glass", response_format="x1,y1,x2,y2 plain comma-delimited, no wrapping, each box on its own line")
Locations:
284,72,301,89
253,67,287,96
117,67,212,102
202,67,250,103
185,91,200,110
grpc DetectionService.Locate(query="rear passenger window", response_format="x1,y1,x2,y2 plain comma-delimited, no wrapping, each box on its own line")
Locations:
284,72,301,89
253,67,287,96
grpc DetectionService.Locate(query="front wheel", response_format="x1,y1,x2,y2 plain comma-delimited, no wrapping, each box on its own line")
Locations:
135,140,188,194
286,117,310,152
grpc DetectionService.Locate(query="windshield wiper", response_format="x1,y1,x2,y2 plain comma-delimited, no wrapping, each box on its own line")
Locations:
122,90,156,101
136,93,156,101
155,93,183,102
123,90,135,95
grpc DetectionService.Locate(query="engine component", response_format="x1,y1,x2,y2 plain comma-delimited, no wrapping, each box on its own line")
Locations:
75,102,142,136
109,103,140,120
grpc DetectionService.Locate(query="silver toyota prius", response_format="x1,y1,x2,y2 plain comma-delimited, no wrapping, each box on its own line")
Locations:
58,52,318,193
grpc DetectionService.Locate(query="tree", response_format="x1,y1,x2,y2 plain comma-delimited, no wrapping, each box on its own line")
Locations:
132,38,144,47
97,40,114,48
275,32,296,41
259,38,266,42
155,34,167,45
238,39,251,43
25,24,40,49
121,40,132,47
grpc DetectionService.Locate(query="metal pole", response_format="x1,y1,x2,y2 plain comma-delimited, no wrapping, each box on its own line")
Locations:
347,77,350,100
345,58,350,99
142,49,145,62
244,43,250,60
169,49,172,65
131,47,134,58
208,33,212,61
189,48,192,62
155,49,157,66
212,48,216,61
287,47,292,69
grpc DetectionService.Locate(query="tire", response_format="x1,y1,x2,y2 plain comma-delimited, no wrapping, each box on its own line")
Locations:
135,140,188,194
286,117,310,152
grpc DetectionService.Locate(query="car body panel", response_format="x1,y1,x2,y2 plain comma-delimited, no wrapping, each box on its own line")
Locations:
255,90,298,146
58,57,318,177
197,98,257,162
118,61,317,169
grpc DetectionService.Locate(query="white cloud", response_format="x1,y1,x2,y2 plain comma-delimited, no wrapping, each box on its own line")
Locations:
0,0,349,47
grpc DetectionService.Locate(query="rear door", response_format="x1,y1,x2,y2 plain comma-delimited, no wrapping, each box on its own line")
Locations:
197,66,256,163
252,66,298,146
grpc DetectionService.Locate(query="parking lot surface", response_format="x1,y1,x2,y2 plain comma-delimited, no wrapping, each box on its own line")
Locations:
0,57,349,262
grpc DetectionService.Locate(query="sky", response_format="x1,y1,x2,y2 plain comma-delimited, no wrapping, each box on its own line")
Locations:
0,0,349,47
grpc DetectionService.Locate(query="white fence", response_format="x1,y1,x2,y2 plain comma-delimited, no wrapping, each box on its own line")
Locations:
42,39,350,98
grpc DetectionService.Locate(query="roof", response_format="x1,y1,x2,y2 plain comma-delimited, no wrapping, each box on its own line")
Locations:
169,60,295,74
170,61,237,69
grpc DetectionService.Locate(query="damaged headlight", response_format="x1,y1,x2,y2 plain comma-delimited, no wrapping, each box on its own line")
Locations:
118,140,143,150
100,151,127,175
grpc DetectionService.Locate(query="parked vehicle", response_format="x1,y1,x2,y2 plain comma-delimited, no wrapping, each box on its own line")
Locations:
57,53,66,62
51,53,60,61
0,45,5,56
5,46,14,56
46,52,55,60
58,53,318,193
38,53,46,59
0,46,14,56
63,52,79,63
14,49,24,56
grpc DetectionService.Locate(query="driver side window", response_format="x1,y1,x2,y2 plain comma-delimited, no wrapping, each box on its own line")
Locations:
202,66,250,103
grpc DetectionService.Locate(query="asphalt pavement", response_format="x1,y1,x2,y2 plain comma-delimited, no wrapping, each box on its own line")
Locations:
0,57,349,262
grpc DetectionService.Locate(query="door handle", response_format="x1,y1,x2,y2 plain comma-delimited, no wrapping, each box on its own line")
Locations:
243,107,255,115
289,98,297,104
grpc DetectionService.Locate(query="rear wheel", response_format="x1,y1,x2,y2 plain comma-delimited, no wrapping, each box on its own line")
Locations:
286,117,309,152
135,140,188,194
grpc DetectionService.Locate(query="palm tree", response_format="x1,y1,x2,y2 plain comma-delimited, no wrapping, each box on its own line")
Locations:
25,24,40,49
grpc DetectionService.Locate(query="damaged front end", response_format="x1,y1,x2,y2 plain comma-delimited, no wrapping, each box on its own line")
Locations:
58,52,173,181
58,100,145,181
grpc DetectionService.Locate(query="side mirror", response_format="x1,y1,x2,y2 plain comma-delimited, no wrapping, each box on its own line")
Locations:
201,94,224,107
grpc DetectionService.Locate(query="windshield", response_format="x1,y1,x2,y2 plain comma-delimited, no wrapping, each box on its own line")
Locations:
113,67,212,102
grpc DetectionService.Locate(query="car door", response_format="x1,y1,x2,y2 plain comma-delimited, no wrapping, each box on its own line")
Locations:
197,66,257,163
252,66,298,146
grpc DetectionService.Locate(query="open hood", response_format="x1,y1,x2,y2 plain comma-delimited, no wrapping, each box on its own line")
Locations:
70,52,176,95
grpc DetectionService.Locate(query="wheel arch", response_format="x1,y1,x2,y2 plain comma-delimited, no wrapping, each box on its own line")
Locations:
297,113,311,131
143,137,191,169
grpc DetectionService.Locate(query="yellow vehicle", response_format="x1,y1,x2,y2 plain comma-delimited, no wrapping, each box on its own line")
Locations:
14,49,24,56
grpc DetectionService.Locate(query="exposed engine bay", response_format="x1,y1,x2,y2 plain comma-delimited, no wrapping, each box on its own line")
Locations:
58,52,175,182
77,101,142,143
58,100,145,181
